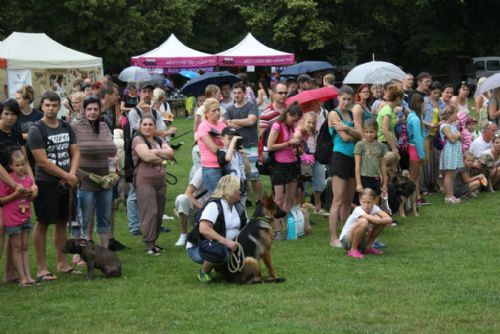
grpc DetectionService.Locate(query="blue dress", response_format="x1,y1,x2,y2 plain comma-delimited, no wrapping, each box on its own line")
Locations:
439,124,464,170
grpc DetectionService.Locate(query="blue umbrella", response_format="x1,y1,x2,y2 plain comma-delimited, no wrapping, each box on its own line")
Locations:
280,61,335,76
179,70,200,79
179,71,240,96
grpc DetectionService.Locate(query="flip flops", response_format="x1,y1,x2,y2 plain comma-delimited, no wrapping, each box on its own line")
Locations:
59,268,82,275
37,272,57,281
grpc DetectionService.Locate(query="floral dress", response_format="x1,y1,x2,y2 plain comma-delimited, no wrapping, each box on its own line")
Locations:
439,123,464,170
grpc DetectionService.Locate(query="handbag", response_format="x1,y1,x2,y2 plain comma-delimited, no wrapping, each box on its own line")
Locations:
199,239,228,264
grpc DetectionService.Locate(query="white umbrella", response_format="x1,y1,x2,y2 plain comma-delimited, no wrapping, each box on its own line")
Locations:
343,61,406,84
118,66,152,83
474,72,500,97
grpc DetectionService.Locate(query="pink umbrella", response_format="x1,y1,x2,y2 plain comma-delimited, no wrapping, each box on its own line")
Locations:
286,86,339,106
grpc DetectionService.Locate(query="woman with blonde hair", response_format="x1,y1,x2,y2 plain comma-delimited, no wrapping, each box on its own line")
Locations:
189,175,258,284
151,87,176,138
195,98,227,194
15,85,42,140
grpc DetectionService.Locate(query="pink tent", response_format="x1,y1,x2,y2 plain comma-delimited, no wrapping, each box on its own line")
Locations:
131,34,216,70
217,33,294,66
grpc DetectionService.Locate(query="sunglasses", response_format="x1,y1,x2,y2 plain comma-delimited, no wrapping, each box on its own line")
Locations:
276,91,288,95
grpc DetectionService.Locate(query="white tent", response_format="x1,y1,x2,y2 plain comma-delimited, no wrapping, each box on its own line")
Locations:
0,32,102,70
131,33,216,72
216,33,294,66
0,32,103,103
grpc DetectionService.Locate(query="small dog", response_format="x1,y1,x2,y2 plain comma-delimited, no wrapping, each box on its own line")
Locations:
392,170,418,217
471,153,495,192
63,239,122,280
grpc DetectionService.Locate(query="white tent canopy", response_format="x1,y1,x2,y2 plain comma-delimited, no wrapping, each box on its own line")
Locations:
216,33,294,66
0,32,103,70
131,33,217,69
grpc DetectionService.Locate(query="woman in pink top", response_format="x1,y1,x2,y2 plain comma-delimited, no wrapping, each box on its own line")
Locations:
196,98,227,194
267,102,303,239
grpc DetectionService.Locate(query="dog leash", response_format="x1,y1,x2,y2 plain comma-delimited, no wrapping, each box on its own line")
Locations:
227,243,245,273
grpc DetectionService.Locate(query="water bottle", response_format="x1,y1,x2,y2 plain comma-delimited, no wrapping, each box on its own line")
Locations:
287,212,297,241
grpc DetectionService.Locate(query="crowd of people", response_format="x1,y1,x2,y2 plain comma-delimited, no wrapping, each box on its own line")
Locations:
0,68,499,286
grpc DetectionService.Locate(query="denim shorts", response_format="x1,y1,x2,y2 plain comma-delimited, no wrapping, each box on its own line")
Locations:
5,219,32,236
304,161,326,193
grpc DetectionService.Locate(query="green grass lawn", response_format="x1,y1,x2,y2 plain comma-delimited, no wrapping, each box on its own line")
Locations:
1,118,499,333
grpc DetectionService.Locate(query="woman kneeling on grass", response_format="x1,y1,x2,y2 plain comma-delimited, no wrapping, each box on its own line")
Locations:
339,188,392,259
191,175,259,284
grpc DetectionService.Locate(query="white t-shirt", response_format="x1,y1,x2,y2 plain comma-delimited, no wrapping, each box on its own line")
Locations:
339,205,381,241
470,136,492,158
190,169,210,205
200,199,241,240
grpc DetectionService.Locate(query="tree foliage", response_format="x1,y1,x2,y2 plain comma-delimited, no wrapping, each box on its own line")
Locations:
2,0,500,74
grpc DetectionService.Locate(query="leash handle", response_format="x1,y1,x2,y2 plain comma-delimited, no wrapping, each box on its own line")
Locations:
227,243,245,273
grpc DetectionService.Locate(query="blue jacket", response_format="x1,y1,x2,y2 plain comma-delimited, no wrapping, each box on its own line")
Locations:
406,111,425,159
422,96,445,137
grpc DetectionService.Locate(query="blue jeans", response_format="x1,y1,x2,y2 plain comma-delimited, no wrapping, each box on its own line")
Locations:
127,183,140,233
202,167,222,195
78,188,112,238
187,245,204,264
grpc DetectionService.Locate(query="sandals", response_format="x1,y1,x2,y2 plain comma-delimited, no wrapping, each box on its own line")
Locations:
37,272,58,281
59,268,82,275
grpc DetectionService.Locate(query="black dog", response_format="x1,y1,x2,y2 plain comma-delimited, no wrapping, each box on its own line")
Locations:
63,239,122,280
393,171,417,217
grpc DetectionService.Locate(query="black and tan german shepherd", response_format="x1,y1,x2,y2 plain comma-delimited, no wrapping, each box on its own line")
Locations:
217,193,286,284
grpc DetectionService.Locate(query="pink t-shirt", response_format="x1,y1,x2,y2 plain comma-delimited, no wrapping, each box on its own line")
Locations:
196,120,227,168
271,122,296,163
0,173,33,227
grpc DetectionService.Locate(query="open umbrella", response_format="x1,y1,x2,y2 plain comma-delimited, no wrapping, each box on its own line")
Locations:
286,86,339,106
343,61,405,84
179,70,200,79
474,72,500,97
179,71,240,96
118,66,152,83
281,61,335,76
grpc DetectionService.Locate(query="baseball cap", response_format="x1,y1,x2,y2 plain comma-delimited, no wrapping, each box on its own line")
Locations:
139,82,154,91
297,74,315,84
221,127,239,136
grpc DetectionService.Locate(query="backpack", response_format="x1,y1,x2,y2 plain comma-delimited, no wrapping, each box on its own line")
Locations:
255,122,284,175
123,107,159,182
433,125,446,151
186,198,247,247
26,119,69,173
314,109,338,165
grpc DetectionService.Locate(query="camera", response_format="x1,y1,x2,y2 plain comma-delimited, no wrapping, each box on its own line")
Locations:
235,138,243,150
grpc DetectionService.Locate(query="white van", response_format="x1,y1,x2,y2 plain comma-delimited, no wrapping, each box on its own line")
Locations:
473,57,500,78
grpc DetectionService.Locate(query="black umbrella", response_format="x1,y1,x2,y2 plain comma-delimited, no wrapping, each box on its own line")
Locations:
280,61,335,76
179,71,240,96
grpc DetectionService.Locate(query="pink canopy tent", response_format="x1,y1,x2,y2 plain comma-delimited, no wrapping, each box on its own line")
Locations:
217,33,294,67
131,34,217,71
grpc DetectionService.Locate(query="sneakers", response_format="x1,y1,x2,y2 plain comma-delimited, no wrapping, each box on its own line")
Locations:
373,240,385,249
160,226,171,233
347,249,365,259
162,214,175,221
129,230,141,236
273,231,283,241
444,196,461,204
197,271,212,284
315,209,330,216
330,239,343,248
365,247,384,255
108,238,126,251
416,198,431,206
175,234,187,246
146,248,160,256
